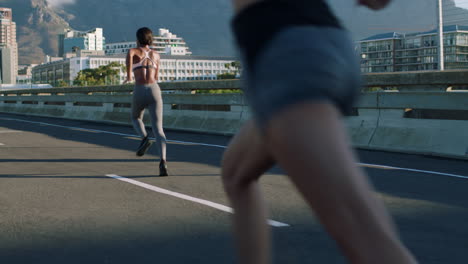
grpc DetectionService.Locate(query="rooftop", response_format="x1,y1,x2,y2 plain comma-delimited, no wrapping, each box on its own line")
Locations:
361,25,468,42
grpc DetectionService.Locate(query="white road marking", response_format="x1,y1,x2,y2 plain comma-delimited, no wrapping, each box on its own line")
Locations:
0,143,4,146
165,139,226,149
106,174,290,227
358,163,468,180
1,116,467,180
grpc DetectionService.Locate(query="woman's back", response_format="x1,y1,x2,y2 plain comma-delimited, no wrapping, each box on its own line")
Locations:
130,48,160,84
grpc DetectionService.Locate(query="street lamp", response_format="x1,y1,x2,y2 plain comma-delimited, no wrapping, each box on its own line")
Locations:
438,0,445,70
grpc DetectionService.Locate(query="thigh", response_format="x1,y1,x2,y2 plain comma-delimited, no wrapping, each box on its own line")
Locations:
131,93,146,119
264,102,414,264
148,84,163,115
264,102,379,219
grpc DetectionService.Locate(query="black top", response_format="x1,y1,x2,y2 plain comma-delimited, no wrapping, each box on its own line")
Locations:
232,0,342,65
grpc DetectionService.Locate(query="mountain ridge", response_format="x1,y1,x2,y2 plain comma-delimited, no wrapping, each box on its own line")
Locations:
11,0,71,64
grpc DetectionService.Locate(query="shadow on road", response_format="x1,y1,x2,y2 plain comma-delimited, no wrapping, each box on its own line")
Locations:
0,113,229,169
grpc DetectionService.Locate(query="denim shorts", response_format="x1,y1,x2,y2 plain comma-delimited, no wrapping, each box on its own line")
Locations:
241,26,362,128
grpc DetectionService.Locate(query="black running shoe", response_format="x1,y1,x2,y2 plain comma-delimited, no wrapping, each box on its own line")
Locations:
136,136,152,157
159,160,169,176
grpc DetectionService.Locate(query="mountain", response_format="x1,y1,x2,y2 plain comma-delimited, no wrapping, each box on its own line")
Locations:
60,0,235,58
331,0,436,40
3,0,71,64
3,0,468,65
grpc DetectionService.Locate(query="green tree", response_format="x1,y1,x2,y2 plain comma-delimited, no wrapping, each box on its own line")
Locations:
224,61,241,77
56,80,69,87
217,73,237,80
73,62,124,86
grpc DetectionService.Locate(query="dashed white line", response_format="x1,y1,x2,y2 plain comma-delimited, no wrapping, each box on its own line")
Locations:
0,143,4,146
106,174,290,227
1,116,467,180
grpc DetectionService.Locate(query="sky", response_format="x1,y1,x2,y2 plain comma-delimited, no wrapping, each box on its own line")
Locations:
453,0,468,9
43,0,468,12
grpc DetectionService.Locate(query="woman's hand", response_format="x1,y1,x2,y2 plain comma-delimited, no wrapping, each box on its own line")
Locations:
358,0,392,10
123,78,133,85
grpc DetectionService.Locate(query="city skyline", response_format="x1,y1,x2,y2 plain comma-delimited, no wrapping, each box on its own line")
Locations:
7,0,468,66
7,0,466,81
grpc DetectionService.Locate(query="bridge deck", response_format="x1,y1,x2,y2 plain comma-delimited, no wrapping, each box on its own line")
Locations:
1,112,467,264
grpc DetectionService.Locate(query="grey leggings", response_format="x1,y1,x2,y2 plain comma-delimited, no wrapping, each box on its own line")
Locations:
131,83,167,160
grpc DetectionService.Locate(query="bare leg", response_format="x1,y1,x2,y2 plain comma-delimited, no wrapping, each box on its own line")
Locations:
229,0,415,262
264,102,417,264
221,120,275,264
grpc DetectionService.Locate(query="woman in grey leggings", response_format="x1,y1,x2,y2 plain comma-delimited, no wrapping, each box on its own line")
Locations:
125,27,168,176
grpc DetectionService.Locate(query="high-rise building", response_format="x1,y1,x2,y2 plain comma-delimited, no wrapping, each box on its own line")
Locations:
359,25,468,73
0,7,17,84
58,28,105,57
105,28,192,56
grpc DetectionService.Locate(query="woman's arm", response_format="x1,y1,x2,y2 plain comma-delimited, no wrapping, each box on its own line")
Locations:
124,49,133,84
358,0,392,10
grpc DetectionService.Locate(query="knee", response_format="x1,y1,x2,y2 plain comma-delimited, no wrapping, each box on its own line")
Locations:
155,130,166,141
221,150,248,198
158,128,166,138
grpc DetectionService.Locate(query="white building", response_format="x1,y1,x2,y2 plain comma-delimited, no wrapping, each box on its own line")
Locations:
158,55,238,82
359,25,468,72
32,53,238,85
58,28,105,57
105,28,192,56
69,55,126,84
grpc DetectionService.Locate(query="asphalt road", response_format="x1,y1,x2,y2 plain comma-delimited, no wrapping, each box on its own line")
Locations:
1,112,467,264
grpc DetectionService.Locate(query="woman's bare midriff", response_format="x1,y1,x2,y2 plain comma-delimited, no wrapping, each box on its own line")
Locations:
134,68,157,85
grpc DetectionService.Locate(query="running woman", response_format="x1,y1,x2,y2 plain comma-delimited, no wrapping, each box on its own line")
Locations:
221,0,418,263
125,27,168,176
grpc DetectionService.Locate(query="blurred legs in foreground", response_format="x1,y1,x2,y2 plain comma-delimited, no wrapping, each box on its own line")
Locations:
222,0,418,263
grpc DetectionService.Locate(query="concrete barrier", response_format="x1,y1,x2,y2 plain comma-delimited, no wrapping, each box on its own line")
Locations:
0,82,248,136
1,77,468,160
364,70,468,91
346,91,468,159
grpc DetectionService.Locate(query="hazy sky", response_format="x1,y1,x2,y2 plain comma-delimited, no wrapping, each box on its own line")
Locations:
454,0,468,9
